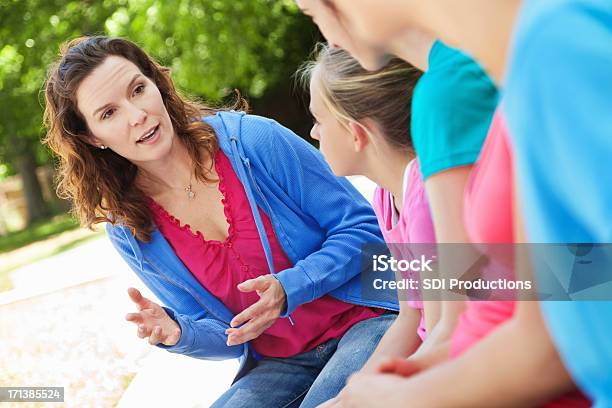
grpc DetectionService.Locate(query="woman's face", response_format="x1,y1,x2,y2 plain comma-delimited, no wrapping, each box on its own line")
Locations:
308,72,359,176
76,55,175,165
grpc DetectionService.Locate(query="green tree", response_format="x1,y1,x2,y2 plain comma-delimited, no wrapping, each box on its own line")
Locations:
0,0,116,224
0,0,318,226
104,0,319,134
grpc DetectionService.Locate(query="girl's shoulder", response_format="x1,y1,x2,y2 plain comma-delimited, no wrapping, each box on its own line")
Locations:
402,159,431,219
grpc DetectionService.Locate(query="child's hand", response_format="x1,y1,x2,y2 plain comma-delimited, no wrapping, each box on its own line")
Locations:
377,357,422,377
415,319,453,356
321,371,411,408
125,287,181,346
377,337,449,377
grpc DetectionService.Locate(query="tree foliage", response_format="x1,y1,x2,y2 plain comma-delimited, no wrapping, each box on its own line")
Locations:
0,0,319,223
106,0,317,100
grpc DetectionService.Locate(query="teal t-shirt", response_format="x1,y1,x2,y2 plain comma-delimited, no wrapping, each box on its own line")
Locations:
411,40,499,180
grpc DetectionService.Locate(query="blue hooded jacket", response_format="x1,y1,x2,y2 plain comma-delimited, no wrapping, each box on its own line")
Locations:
106,111,398,374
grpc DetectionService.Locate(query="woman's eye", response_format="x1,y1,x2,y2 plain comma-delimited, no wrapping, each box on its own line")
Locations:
102,109,114,120
133,84,145,95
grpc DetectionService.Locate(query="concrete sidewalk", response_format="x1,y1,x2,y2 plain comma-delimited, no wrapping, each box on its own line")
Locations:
1,232,239,407
116,350,238,408
0,233,121,306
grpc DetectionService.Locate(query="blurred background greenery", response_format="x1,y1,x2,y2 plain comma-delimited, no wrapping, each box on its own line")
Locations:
0,0,321,244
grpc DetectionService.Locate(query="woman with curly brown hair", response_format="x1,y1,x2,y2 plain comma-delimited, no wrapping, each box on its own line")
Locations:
43,36,399,407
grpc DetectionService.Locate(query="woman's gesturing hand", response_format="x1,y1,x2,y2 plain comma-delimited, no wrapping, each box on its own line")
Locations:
225,275,287,346
125,287,182,346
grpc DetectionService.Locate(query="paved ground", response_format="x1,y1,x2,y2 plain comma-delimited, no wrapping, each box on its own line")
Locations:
0,227,100,278
0,176,376,408
116,350,237,408
0,236,239,408
1,237,147,408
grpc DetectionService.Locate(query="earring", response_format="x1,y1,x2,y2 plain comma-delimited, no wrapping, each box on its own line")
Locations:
99,145,107,149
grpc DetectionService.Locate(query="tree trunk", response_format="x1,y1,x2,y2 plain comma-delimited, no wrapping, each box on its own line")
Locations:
15,147,49,225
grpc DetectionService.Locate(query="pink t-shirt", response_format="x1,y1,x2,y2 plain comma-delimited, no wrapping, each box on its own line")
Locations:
455,108,590,407
150,150,383,358
451,109,515,357
372,159,436,340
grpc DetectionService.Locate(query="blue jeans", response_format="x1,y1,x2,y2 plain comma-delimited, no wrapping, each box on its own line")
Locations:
210,313,396,408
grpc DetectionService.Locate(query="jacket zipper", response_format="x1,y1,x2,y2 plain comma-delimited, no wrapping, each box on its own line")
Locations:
242,156,295,326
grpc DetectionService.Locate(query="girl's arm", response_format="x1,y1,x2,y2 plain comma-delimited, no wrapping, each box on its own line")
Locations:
419,166,477,350
336,300,576,408
359,302,422,374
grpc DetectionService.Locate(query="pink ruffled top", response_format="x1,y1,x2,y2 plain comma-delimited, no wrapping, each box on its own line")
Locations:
149,149,383,358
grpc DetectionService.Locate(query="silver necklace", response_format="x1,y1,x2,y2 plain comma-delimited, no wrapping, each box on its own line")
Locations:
184,172,195,200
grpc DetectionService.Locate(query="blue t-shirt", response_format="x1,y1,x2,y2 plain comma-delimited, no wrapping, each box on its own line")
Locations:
411,40,498,180
505,1,612,406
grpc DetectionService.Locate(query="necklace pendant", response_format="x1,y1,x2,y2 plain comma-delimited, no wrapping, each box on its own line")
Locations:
185,184,195,200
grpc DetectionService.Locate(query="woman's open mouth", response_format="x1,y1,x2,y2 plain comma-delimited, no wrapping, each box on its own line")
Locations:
137,125,160,144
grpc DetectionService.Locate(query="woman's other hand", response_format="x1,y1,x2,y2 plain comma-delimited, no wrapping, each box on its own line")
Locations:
125,287,182,346
225,275,287,346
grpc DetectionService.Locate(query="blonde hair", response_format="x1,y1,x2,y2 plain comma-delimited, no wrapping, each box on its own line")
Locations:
298,43,422,153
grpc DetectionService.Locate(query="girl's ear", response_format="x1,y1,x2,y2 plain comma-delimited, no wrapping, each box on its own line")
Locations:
348,121,370,153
